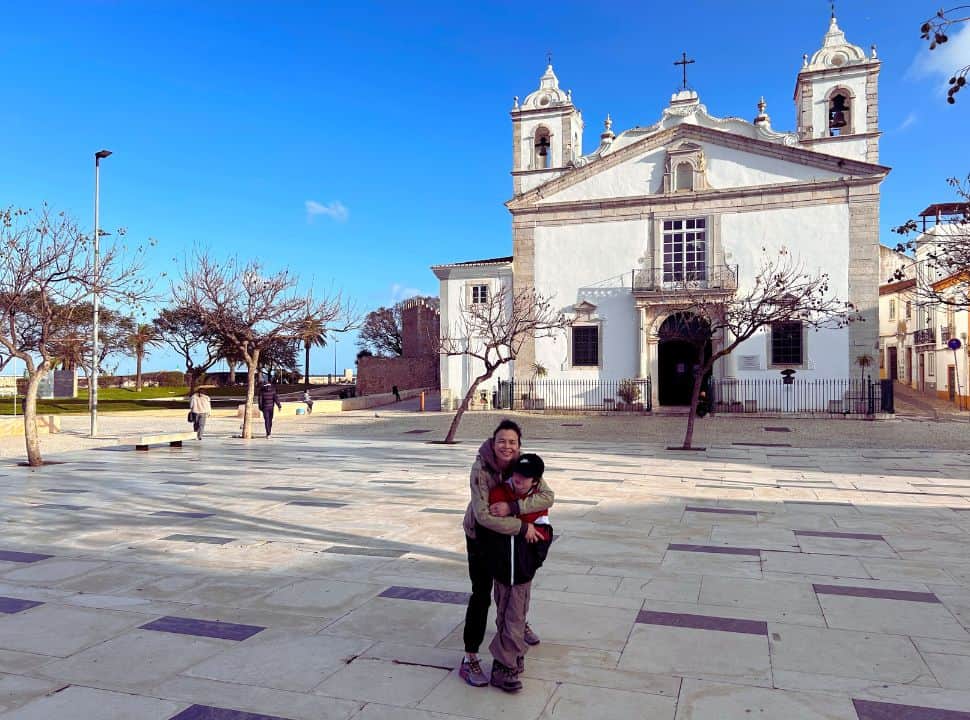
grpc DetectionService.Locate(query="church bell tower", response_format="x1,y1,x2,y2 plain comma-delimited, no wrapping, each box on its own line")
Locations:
794,13,881,163
511,63,584,195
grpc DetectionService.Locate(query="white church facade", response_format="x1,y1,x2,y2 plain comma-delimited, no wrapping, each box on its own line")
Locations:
433,14,888,410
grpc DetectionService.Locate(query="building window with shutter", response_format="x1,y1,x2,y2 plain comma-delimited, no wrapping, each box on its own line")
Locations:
572,326,599,367
663,217,706,282
770,320,804,366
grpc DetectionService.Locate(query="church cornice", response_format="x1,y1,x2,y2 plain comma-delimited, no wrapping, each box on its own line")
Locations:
506,123,889,211
508,175,886,218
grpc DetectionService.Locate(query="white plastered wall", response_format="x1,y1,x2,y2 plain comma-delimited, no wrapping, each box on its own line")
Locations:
721,203,851,378
533,219,645,379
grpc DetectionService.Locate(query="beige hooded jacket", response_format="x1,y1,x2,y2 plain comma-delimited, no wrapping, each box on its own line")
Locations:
462,438,554,540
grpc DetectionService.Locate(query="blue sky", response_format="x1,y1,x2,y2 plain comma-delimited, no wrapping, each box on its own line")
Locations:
1,1,967,375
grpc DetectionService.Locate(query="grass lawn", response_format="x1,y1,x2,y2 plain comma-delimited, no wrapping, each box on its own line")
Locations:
0,384,340,415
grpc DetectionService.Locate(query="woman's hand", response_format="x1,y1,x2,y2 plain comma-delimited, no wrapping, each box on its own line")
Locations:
489,501,512,517
524,523,542,543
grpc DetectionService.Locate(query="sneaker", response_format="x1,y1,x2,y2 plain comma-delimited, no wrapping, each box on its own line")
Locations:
459,658,488,687
524,622,540,646
490,661,523,693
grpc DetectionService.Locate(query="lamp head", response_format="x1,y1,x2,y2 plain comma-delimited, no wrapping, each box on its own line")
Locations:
95,149,113,160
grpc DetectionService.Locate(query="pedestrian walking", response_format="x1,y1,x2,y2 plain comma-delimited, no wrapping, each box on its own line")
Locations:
188,388,212,440
392,385,402,402
257,379,282,438
303,389,314,414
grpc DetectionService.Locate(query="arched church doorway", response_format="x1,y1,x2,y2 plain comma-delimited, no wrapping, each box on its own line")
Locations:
658,313,712,406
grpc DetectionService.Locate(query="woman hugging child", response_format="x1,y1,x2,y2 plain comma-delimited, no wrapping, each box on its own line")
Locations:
476,452,554,692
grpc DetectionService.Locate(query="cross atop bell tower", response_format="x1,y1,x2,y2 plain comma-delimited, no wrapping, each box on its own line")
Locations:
674,52,695,90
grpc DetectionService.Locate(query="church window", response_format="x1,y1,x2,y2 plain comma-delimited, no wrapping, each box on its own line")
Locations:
888,299,895,320
905,301,912,320
675,162,693,191
770,320,804,366
533,127,552,169
471,284,489,305
572,326,599,367
662,217,707,282
828,92,851,136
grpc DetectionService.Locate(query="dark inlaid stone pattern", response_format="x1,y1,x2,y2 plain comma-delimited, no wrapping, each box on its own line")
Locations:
556,499,599,506
636,610,767,636
140,615,265,641
732,442,792,447
170,706,293,720
163,480,207,486
152,511,215,519
403,429,433,434
0,596,43,614
853,698,970,719
764,427,791,432
261,486,313,492
380,585,471,605
668,543,761,557
369,480,417,485
813,584,941,604
795,530,885,541
41,488,89,494
325,546,404,558
0,550,53,563
170,705,293,720
162,534,235,545
685,506,757,516
287,500,347,508
31,504,87,511
420,508,464,515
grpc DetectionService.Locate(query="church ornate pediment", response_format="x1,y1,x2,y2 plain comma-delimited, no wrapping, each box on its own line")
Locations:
662,142,708,193
572,300,598,319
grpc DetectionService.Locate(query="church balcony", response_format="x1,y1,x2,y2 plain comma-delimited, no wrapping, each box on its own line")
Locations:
632,264,738,297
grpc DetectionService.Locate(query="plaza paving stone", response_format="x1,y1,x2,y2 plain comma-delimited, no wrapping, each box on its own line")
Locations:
0,420,968,718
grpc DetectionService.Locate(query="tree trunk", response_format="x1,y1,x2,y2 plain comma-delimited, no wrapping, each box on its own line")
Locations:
135,350,144,392
228,361,236,385
304,341,311,391
680,350,708,450
242,350,260,440
23,368,47,467
444,370,493,443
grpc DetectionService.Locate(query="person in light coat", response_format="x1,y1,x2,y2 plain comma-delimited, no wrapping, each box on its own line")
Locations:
189,389,212,440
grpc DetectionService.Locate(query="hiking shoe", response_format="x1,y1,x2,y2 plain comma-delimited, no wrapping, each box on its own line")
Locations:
524,622,540,646
459,658,488,687
490,661,523,692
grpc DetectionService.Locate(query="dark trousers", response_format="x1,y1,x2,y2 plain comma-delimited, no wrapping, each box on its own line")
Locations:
463,534,493,654
261,409,275,437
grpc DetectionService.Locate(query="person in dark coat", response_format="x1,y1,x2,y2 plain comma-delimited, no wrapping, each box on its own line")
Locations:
257,379,282,438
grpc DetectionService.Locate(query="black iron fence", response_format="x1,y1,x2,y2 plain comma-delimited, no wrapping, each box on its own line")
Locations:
708,377,884,415
632,264,738,292
497,378,653,412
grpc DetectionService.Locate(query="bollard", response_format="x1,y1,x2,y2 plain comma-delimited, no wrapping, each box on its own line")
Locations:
420,391,425,412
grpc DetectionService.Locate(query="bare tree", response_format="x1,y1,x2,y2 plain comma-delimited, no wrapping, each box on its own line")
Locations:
891,175,970,306
0,206,150,465
656,249,858,450
175,253,353,439
439,285,566,443
919,6,970,103
153,305,222,393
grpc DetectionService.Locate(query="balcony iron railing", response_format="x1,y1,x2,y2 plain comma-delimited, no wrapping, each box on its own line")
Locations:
632,265,738,293
913,327,936,345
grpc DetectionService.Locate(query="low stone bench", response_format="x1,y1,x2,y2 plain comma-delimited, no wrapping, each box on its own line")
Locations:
126,431,198,451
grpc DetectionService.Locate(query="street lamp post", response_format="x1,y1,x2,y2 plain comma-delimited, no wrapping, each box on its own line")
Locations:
333,339,338,381
90,149,112,438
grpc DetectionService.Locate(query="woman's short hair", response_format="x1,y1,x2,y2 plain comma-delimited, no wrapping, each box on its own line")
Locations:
492,418,522,441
